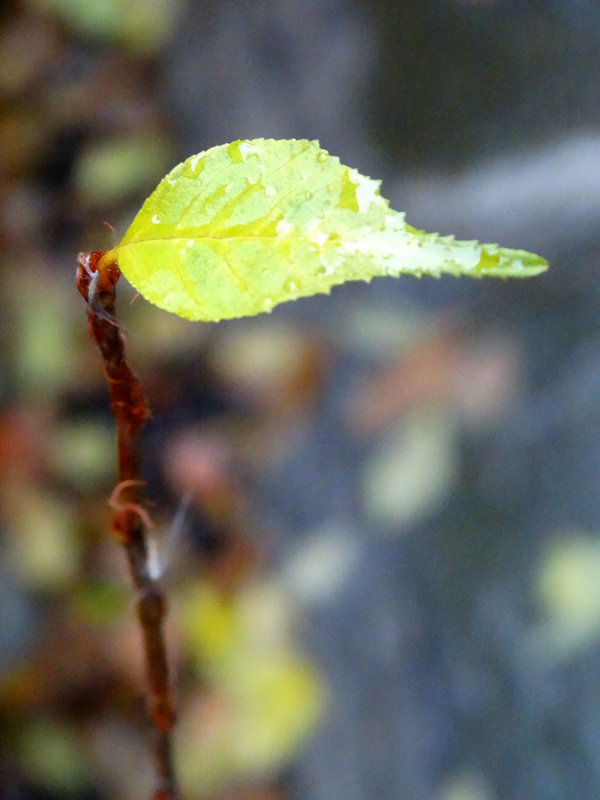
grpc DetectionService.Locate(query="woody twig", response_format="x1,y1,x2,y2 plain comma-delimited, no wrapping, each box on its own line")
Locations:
76,251,179,800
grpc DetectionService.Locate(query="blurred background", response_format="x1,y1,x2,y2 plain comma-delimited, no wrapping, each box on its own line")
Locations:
1,1,600,799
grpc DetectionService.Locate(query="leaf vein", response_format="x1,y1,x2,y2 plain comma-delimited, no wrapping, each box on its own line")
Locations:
216,243,254,298
205,143,314,235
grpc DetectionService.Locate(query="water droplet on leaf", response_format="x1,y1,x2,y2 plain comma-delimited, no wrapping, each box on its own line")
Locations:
189,154,203,173
315,263,334,277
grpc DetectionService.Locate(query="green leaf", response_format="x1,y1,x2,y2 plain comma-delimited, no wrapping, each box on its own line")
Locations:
103,139,548,322
73,135,173,206
31,0,181,54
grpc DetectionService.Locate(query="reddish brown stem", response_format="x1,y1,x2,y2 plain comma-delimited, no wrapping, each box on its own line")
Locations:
77,251,179,800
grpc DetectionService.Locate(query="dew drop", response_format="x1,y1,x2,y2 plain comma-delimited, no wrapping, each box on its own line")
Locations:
151,214,161,224
189,154,203,173
316,263,334,277
284,278,301,293
262,297,274,312
186,240,194,247
316,151,327,163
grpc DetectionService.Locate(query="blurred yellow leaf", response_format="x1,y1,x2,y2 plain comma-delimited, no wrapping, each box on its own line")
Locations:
438,771,492,800
9,263,74,398
31,0,181,54
18,719,87,792
179,582,241,669
227,651,322,773
73,581,128,627
176,579,324,795
49,421,115,489
9,488,80,589
362,407,458,528
74,136,173,206
535,533,600,653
